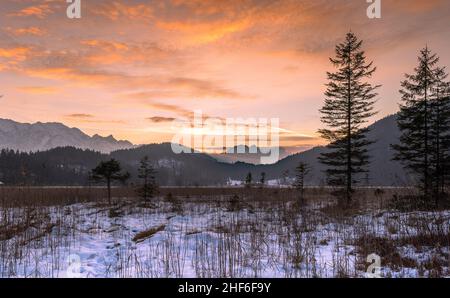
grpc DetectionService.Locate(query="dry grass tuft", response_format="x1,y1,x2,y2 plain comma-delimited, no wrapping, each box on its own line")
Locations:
132,225,166,243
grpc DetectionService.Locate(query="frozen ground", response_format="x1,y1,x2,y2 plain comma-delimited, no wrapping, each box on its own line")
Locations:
0,198,449,278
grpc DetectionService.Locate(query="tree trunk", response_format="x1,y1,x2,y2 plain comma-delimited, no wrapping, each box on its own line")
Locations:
347,63,352,204
144,176,148,201
107,178,111,205
424,81,429,201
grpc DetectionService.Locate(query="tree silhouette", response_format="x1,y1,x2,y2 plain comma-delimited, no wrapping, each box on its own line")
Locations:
260,172,266,187
294,162,310,202
393,47,449,206
91,159,130,204
245,172,252,188
319,32,380,204
281,169,290,186
136,156,157,201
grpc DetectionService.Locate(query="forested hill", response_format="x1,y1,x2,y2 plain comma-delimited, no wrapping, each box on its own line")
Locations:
0,115,412,186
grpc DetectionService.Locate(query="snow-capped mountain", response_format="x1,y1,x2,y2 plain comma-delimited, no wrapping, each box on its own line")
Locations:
0,118,134,153
0,114,412,186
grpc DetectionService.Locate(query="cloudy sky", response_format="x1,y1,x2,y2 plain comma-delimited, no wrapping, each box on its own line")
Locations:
0,0,449,150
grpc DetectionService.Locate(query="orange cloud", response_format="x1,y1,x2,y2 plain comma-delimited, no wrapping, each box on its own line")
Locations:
64,114,126,125
17,86,59,94
66,114,94,119
6,26,46,36
0,47,30,62
1,0,449,148
9,3,53,19
92,1,154,21
81,40,129,51
145,102,194,119
390,0,446,13
167,77,249,99
78,39,172,67
147,116,177,123
157,19,250,45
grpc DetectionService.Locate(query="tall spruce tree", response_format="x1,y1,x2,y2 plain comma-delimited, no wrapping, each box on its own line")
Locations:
392,47,449,205
318,32,380,203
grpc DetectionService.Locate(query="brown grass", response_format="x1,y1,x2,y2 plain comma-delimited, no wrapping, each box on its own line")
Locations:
132,225,166,243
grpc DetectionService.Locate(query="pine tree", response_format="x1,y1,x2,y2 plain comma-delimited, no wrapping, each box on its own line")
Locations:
259,172,266,187
281,170,290,186
318,32,380,203
294,162,310,201
91,159,130,205
392,47,449,205
136,156,157,201
245,172,252,188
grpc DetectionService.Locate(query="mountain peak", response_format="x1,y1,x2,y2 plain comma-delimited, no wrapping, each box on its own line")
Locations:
0,119,134,153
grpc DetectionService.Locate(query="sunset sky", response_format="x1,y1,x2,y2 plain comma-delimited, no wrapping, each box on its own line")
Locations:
0,0,449,151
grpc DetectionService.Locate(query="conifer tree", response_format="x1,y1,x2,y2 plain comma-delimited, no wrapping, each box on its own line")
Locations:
319,32,380,203
259,172,266,187
91,159,130,205
392,47,449,205
137,156,157,201
245,172,252,188
294,162,310,201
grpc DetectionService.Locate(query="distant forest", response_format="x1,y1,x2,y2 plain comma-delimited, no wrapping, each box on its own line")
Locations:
0,144,254,186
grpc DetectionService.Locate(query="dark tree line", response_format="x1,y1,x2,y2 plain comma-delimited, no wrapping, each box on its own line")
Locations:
0,147,159,204
0,147,104,185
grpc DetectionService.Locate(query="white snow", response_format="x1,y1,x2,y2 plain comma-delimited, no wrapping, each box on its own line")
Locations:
0,200,448,278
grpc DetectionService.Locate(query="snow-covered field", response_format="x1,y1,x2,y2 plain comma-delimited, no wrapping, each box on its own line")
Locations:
0,197,449,278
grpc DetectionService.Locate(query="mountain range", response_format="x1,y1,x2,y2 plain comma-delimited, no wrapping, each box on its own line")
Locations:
0,119,134,153
0,118,299,163
0,115,412,186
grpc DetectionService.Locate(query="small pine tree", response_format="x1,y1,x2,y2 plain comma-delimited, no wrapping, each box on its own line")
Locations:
294,162,310,201
318,32,380,204
281,170,290,186
260,172,266,187
245,172,252,188
91,159,130,205
136,156,157,201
